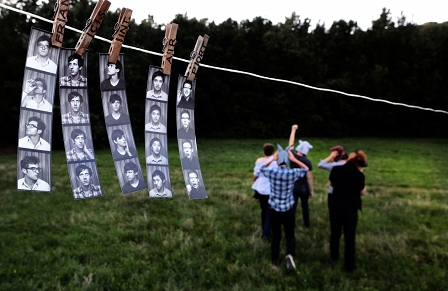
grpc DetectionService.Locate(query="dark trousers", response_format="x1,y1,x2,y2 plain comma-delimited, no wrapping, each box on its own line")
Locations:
270,207,296,264
294,187,310,227
329,205,358,271
258,194,271,238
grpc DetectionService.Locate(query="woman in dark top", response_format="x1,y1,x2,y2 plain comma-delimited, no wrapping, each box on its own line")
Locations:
329,150,367,272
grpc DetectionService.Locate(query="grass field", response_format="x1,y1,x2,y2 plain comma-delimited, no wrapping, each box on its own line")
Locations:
1,138,447,290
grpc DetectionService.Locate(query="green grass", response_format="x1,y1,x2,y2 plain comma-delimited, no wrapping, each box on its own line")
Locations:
1,138,447,290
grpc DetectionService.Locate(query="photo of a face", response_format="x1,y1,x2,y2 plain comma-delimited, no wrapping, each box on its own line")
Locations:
68,58,81,76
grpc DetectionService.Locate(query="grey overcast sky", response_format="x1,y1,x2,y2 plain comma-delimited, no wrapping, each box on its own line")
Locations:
109,0,446,30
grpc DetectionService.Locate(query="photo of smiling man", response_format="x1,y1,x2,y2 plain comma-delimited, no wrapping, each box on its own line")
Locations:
145,103,167,133
146,70,168,102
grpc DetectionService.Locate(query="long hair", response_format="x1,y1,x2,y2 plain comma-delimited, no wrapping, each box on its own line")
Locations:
346,150,368,168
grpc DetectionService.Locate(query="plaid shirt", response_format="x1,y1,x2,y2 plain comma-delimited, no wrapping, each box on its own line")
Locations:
66,148,95,161
60,75,87,86
260,165,307,212
61,112,90,124
73,184,102,199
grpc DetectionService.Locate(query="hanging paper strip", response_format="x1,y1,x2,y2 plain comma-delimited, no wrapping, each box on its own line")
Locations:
58,48,103,200
144,66,172,198
176,76,208,199
99,53,146,194
17,28,60,192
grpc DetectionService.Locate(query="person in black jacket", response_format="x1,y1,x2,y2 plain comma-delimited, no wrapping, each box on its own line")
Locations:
329,150,367,272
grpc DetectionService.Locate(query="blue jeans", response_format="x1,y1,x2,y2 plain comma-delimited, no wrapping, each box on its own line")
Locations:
270,207,296,264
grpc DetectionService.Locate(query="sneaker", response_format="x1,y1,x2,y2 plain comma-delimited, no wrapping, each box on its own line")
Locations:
285,254,296,271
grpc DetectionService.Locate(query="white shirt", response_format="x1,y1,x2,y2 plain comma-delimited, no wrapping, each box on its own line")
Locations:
22,97,53,113
146,89,168,102
18,136,51,151
145,122,167,133
146,155,168,165
252,156,278,195
149,188,172,197
17,178,50,191
26,55,57,74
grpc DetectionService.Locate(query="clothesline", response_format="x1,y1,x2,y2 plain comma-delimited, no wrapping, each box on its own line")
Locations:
1,3,447,115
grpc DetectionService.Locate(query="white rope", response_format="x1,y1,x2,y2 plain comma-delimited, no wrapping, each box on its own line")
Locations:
2,3,447,115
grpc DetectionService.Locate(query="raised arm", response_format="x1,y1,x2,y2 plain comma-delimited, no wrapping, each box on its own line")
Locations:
289,124,298,148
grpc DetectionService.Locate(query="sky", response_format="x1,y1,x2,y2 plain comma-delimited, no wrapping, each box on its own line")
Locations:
108,0,446,31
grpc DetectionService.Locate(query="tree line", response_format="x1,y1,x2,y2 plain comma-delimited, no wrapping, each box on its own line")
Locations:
1,0,447,149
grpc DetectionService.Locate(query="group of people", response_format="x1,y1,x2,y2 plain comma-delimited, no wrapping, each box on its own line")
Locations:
252,125,367,272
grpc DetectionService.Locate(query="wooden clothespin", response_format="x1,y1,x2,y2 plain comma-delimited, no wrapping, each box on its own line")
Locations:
74,0,111,56
51,0,70,47
107,8,132,64
161,23,178,75
184,34,209,81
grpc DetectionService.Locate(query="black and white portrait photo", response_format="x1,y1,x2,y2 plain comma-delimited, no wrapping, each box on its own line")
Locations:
177,108,196,139
117,159,147,194
69,162,102,200
61,90,90,124
176,77,195,110
179,139,200,170
59,51,87,87
100,54,126,91
17,152,51,192
146,67,169,102
64,127,95,162
25,30,58,74
108,126,138,161
21,72,55,113
146,133,168,165
18,112,51,152
148,167,172,198
102,92,131,126
145,103,167,133
184,169,207,199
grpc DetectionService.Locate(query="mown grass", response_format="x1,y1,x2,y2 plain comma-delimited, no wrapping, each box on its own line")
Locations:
0,138,447,290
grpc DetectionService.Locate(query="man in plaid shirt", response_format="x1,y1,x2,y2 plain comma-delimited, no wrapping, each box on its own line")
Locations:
260,145,308,271
61,92,90,124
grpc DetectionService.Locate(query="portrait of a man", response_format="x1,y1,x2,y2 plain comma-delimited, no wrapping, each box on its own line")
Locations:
121,161,146,194
186,170,207,199
18,116,51,151
101,59,125,91
25,34,57,74
176,80,194,110
146,70,168,101
18,155,50,191
180,140,200,169
149,169,172,198
66,128,95,162
72,164,102,199
177,109,195,139
145,104,166,133
60,54,87,86
146,137,168,165
111,129,138,160
61,91,90,124
21,78,53,112
105,94,130,126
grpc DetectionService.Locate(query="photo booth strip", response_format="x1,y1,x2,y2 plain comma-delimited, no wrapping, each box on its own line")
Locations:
145,66,173,198
58,48,103,200
100,53,146,194
176,76,208,199
17,27,60,192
